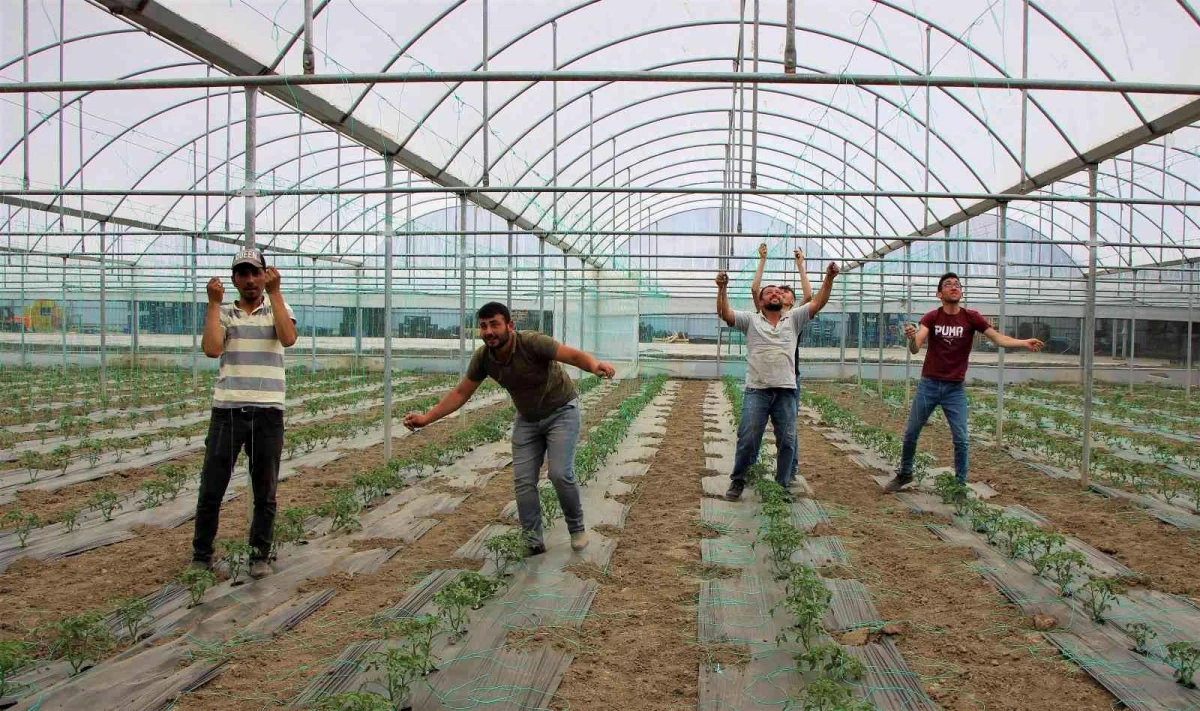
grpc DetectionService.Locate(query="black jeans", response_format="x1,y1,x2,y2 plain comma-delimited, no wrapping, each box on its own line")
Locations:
191,406,284,563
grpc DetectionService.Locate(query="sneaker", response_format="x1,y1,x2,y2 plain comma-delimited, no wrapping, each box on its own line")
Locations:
724,483,745,501
249,560,272,579
570,531,590,552
188,559,212,572
526,542,547,557
883,475,913,493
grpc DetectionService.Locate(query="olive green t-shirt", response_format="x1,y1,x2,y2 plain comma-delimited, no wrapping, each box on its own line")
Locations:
466,330,577,420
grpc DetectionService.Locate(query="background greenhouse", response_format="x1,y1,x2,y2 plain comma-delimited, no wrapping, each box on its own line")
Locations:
0,1,1198,709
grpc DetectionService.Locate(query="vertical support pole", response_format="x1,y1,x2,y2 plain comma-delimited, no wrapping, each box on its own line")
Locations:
586,91,594,351
19,239,26,368
872,95,880,391
1081,165,1098,487
1129,270,1136,392
857,269,864,386
131,267,139,365
923,25,931,225
783,0,796,74
481,0,491,186
21,0,30,189
997,204,1008,442
551,19,560,342
749,0,760,189
225,86,232,231
1187,265,1194,399
904,243,912,405
100,223,107,398
244,87,257,248
506,220,514,307
191,234,198,383
839,140,848,369
459,196,468,378
578,257,585,351
302,0,315,74
382,157,394,462
538,238,545,331
405,170,412,284
877,265,885,394
311,257,318,371
354,268,362,362
1019,0,1030,187
61,257,68,373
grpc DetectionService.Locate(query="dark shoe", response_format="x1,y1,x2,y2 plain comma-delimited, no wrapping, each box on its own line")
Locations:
526,542,547,557
188,559,213,572
249,560,271,579
883,475,913,493
724,484,745,501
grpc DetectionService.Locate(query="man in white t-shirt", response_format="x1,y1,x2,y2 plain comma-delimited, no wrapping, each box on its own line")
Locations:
716,262,840,500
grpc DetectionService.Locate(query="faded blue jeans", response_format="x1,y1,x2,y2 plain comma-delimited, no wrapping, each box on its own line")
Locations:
512,399,585,548
899,377,970,483
731,387,799,489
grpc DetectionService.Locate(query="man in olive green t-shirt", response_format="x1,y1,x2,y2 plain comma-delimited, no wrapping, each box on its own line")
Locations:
403,302,616,555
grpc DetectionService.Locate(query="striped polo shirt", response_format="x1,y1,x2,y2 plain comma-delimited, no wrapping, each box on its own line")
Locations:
213,299,295,410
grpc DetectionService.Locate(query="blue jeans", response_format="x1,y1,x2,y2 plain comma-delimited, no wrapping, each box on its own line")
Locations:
899,377,970,483
731,387,799,488
512,399,585,547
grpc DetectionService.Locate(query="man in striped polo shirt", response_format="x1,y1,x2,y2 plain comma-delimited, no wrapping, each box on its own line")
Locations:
191,248,297,579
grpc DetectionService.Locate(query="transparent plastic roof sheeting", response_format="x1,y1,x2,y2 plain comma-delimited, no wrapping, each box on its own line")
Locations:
1,0,1199,297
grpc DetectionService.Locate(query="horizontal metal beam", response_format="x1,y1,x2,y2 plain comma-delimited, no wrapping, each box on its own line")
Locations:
8,186,1200,208
7,69,1200,95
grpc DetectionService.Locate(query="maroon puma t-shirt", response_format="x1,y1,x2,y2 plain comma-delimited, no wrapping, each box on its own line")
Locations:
919,307,992,382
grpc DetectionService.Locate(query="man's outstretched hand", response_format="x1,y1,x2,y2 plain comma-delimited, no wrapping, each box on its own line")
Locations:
825,262,840,279
402,413,430,431
592,362,617,378
1025,339,1045,352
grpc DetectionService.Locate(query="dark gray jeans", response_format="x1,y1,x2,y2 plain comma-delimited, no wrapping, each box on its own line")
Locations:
192,406,283,563
512,399,585,547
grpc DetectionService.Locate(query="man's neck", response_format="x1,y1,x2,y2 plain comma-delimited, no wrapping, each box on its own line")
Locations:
941,301,962,315
236,295,265,314
761,309,783,325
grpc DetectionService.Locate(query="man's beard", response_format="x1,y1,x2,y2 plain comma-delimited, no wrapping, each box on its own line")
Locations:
764,302,783,312
941,295,961,305
486,331,511,351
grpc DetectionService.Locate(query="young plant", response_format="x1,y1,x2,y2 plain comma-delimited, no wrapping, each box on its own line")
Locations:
362,646,426,708
375,614,442,675
272,507,310,555
50,445,72,475
60,506,80,534
794,643,866,683
89,491,121,521
318,487,363,533
80,439,104,468
933,473,969,511
433,571,504,638
1165,642,1200,688
483,529,530,578
773,565,831,648
18,450,41,483
538,483,561,531
139,479,170,510
111,595,151,642
3,510,38,548
1024,530,1067,567
1125,622,1157,655
44,611,114,675
759,517,805,578
315,691,392,711
1076,577,1124,623
219,539,254,584
1039,550,1090,597
0,640,32,698
996,517,1035,559
177,567,217,607
789,677,872,711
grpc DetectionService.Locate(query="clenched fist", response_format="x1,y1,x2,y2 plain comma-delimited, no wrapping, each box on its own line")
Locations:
903,323,918,340
207,277,225,305
402,412,430,431
826,262,840,279
715,272,729,288
758,243,768,258
593,362,617,378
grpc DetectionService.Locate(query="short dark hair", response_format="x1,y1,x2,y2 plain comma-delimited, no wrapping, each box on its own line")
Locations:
476,302,511,322
779,285,795,294
937,272,960,291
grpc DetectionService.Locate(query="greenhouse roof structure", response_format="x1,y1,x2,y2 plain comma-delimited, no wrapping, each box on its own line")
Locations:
1,0,1199,300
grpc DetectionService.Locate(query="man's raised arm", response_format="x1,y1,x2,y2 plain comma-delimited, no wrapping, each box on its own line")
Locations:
716,271,736,326
750,243,767,310
805,262,840,317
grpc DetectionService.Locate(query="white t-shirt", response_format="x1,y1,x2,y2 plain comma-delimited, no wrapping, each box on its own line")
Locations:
731,305,813,389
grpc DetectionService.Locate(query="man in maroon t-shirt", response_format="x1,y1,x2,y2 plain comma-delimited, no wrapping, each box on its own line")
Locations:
883,272,1044,491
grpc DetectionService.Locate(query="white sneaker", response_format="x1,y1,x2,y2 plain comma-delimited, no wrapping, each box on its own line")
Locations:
570,531,590,552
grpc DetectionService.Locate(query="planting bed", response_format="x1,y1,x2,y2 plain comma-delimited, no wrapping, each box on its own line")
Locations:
2,369,1199,710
